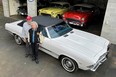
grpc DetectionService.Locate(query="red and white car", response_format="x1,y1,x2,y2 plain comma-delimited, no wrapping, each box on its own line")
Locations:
63,3,100,27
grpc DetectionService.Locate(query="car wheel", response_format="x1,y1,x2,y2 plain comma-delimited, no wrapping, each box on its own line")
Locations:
61,56,78,72
56,15,61,19
17,12,20,15
14,35,23,45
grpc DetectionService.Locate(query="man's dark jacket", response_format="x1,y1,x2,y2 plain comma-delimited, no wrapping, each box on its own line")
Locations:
29,28,40,44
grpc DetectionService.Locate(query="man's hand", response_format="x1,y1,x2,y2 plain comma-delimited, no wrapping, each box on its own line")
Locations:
28,42,31,45
37,32,40,35
23,38,26,43
37,43,40,45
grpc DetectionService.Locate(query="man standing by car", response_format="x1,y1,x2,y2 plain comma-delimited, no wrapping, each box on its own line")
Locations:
22,16,32,57
28,22,40,64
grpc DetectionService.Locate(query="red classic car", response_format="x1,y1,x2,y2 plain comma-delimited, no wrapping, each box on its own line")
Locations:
63,3,100,27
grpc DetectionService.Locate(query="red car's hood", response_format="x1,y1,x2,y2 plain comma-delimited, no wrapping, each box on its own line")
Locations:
65,11,92,20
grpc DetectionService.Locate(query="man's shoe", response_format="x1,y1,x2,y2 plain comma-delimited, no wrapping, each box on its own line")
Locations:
35,60,39,64
32,58,35,61
30,54,33,58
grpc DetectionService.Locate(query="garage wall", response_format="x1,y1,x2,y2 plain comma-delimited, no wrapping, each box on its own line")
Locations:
9,0,20,15
27,0,37,17
0,0,2,5
2,0,10,17
84,0,108,9
101,0,116,44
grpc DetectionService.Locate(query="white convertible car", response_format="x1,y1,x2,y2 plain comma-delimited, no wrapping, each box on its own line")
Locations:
5,16,110,72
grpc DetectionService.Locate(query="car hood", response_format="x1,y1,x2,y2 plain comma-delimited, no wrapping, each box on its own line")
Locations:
55,29,109,58
40,7,66,13
65,11,91,20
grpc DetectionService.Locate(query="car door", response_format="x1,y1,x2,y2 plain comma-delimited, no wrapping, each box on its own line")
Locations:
39,27,59,58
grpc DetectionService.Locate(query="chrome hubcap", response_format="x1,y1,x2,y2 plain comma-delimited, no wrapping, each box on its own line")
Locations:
15,35,21,44
65,60,73,68
62,57,75,72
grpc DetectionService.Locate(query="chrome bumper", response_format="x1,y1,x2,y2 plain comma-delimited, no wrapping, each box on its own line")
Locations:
90,49,109,72
89,45,110,72
90,57,107,71
69,21,84,27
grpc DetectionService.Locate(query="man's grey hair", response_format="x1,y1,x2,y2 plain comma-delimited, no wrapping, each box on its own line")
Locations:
31,21,38,28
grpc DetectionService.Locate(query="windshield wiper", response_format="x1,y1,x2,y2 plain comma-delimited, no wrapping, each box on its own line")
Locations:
64,34,68,37
70,31,74,34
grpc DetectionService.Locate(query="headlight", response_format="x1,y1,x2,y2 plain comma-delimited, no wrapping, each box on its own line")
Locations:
51,12,55,15
62,15,65,17
21,13,24,15
81,18,85,21
107,43,111,51
39,10,43,12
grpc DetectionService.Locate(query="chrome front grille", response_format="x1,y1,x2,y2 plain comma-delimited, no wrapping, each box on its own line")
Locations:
89,52,108,71
98,53,107,62
66,18,80,23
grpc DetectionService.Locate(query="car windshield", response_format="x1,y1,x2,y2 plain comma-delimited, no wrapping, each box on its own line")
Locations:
72,6,92,12
50,3,63,8
17,20,26,27
48,22,72,38
63,4,69,8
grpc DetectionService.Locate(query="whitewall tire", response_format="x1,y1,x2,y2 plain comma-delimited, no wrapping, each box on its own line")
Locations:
14,35,23,45
61,56,78,73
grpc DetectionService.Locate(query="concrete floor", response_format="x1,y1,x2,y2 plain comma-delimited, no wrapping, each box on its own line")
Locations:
0,5,116,77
